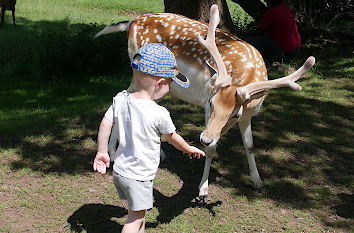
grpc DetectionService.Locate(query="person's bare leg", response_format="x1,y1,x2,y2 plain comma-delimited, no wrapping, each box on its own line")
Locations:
138,215,145,233
122,209,146,233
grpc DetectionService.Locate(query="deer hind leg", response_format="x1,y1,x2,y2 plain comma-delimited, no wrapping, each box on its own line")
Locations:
238,117,263,189
108,124,119,161
11,6,16,27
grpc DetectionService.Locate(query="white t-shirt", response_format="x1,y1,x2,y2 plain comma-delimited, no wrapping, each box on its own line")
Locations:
105,90,176,181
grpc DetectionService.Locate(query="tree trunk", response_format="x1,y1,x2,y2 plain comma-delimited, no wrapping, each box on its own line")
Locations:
164,0,237,33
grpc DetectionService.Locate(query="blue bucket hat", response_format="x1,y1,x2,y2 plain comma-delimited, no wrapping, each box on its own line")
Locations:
131,43,190,88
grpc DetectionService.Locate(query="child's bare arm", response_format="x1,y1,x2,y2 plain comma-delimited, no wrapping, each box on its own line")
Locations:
93,117,114,174
163,132,205,159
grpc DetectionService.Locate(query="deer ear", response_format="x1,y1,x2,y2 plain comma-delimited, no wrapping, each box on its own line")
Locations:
206,60,217,77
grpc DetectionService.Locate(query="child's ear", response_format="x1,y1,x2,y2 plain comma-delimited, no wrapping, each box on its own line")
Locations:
156,77,166,87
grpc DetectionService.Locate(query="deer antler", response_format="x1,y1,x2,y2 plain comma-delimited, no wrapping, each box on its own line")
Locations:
196,4,231,88
237,56,316,102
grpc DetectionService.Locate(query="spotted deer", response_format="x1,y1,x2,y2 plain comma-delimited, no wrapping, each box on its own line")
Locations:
95,5,315,202
0,0,16,27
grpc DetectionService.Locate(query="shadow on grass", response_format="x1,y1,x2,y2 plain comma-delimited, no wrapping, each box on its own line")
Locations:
67,204,126,233
1,16,353,231
0,17,132,174
160,54,353,229
66,151,222,232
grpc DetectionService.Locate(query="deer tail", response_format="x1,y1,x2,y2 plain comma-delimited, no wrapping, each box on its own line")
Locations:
93,21,131,39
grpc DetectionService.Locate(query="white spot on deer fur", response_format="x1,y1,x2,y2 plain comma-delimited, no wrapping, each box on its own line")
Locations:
132,25,138,53
171,25,176,31
197,58,203,65
143,28,149,34
256,70,261,76
225,44,232,48
239,42,252,58
250,45,259,62
186,52,190,55
245,62,255,68
153,29,158,34
172,45,179,49
156,34,162,42
175,34,180,39
191,48,196,51
178,26,182,30
193,54,197,58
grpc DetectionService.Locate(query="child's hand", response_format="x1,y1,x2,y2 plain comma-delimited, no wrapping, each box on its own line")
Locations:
187,146,205,159
93,152,110,174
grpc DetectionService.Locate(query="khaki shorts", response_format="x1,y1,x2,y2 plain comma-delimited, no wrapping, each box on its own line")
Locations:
113,171,153,211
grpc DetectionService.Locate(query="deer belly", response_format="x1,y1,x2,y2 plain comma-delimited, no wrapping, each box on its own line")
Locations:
170,60,211,107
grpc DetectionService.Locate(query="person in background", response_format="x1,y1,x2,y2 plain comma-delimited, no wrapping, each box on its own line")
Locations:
244,0,301,66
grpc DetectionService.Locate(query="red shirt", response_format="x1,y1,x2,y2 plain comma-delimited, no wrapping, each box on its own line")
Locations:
259,2,301,51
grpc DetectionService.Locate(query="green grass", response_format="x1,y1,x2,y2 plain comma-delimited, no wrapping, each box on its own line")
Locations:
19,0,164,24
226,0,255,30
0,0,353,232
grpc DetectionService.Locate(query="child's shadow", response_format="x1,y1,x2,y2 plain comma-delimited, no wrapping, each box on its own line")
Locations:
67,203,126,232
67,145,221,232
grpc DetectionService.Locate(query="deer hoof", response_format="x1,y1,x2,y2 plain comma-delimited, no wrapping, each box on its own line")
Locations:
195,195,208,204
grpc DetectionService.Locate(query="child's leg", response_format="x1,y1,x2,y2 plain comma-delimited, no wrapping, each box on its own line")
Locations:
122,209,146,233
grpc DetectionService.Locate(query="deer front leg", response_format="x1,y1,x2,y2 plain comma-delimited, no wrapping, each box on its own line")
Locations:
197,146,216,203
12,7,16,27
1,8,5,27
238,117,263,189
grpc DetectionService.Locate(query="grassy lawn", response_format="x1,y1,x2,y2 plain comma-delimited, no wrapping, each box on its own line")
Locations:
0,0,353,232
